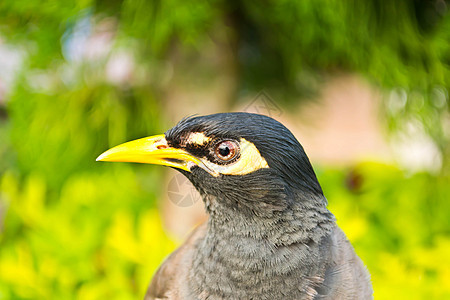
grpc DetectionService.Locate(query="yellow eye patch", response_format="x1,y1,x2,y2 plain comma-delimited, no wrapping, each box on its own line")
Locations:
96,132,268,177
200,138,269,176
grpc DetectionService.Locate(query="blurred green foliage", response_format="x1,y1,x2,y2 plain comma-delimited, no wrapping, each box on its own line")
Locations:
0,171,176,299
0,0,449,299
319,163,450,299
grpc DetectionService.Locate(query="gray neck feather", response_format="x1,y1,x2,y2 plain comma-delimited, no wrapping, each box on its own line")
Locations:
187,193,335,300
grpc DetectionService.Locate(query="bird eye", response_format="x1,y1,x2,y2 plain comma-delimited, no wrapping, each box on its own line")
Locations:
214,140,238,162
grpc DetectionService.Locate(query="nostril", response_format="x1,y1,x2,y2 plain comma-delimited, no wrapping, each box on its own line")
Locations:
157,144,168,150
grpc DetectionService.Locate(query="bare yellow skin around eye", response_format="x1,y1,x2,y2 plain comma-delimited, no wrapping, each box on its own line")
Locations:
201,138,269,176
97,132,267,177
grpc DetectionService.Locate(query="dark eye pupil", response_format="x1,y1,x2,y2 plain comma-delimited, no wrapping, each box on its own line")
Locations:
218,145,230,157
215,140,238,161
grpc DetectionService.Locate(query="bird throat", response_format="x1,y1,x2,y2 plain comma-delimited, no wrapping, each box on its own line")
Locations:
188,193,335,299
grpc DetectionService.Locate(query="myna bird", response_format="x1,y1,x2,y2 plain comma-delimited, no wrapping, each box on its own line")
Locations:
97,112,373,300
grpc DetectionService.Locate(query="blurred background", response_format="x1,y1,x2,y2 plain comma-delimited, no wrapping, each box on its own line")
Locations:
0,1,449,299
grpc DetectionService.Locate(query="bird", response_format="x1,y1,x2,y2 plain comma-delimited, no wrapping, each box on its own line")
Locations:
96,112,373,300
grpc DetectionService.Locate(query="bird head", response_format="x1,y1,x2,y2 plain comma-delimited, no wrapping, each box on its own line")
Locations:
97,113,323,214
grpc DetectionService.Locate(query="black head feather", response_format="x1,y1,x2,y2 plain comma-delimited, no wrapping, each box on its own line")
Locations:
166,112,323,197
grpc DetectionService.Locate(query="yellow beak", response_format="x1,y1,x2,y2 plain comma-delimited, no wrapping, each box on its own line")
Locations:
96,134,202,172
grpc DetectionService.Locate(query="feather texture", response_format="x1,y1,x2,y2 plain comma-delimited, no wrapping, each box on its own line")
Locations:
144,113,373,299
